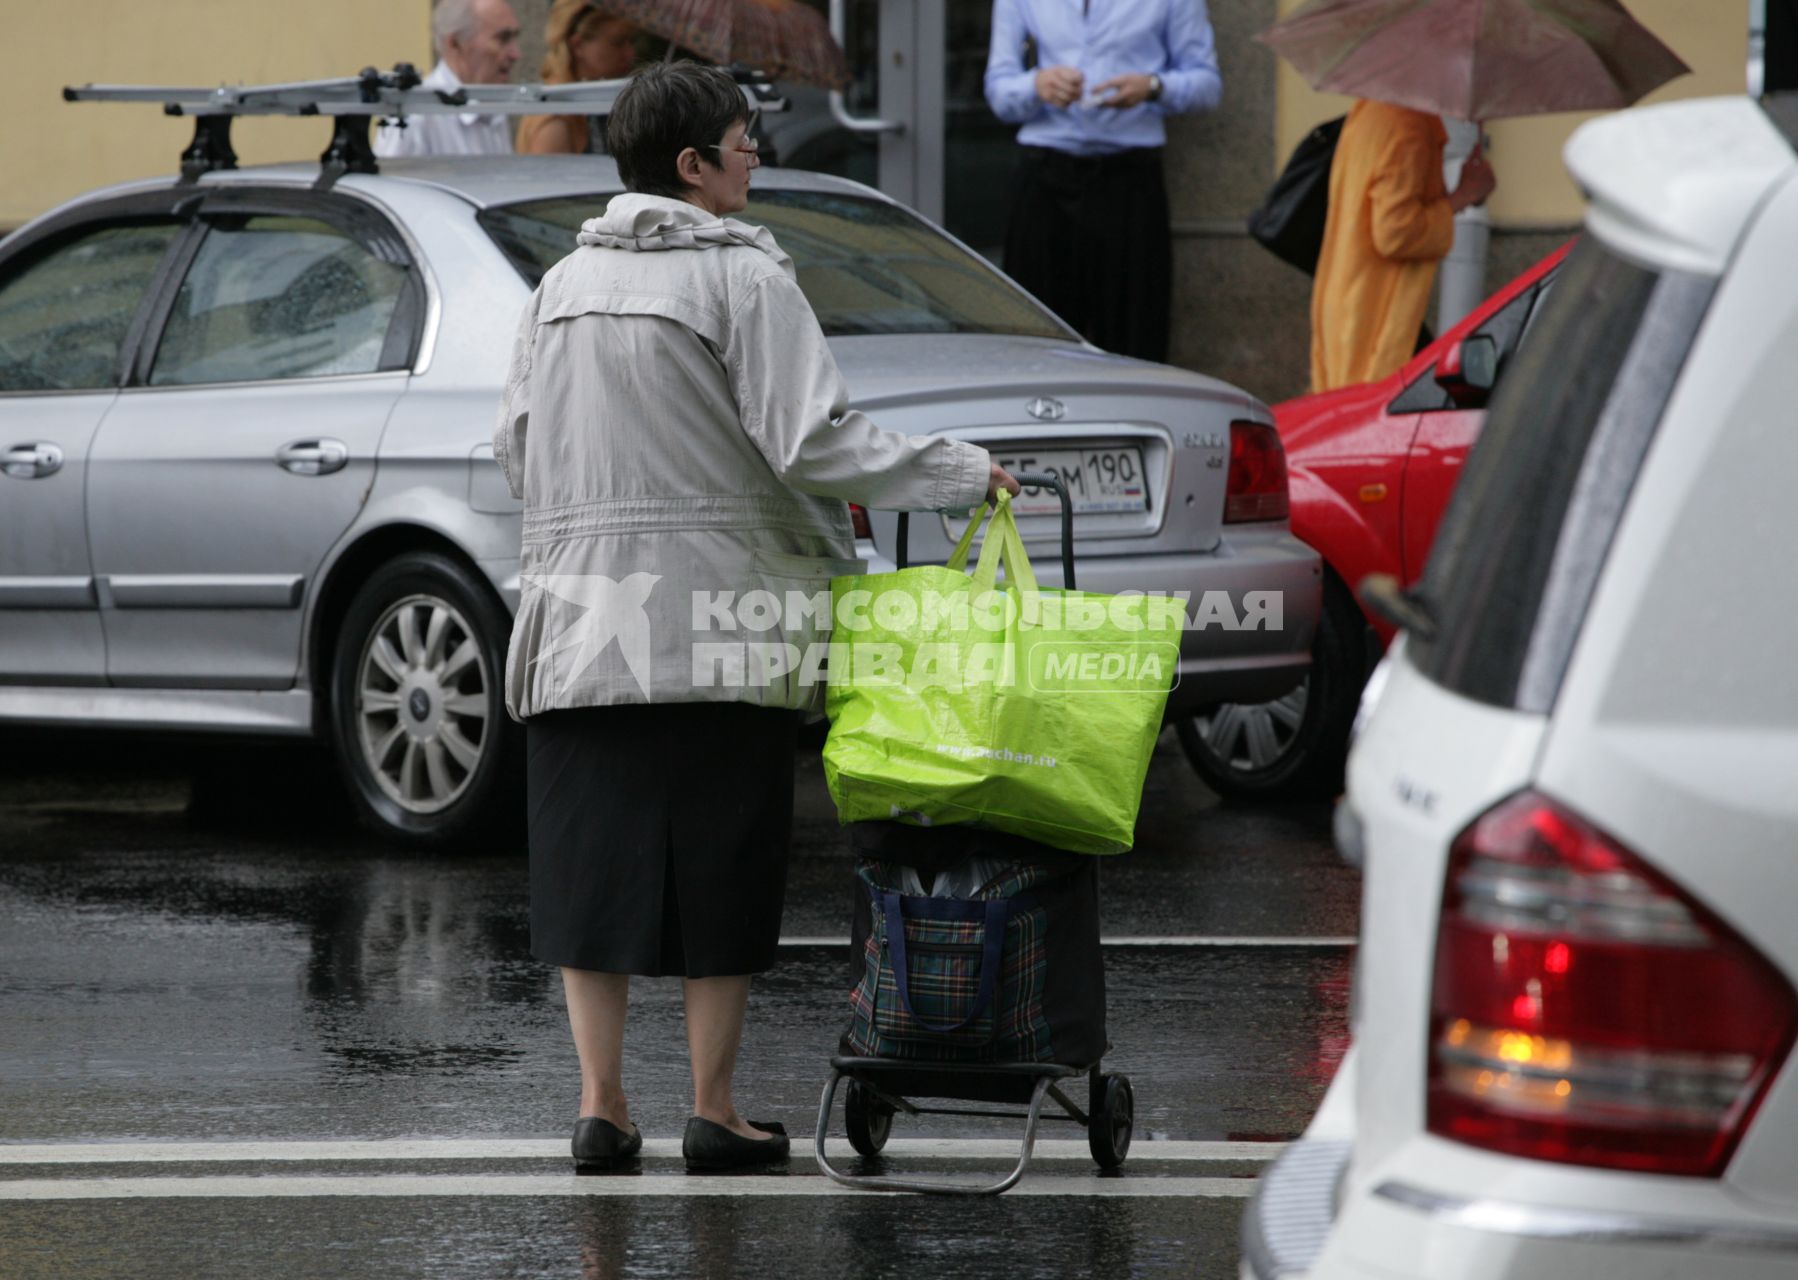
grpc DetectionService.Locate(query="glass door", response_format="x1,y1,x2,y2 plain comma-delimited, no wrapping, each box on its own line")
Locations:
775,1,1020,262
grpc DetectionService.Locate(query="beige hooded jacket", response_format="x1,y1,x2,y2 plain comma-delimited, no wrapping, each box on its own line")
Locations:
494,193,991,721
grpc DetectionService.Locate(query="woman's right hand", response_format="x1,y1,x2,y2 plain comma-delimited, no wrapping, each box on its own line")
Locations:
988,461,1022,502
1447,148,1497,213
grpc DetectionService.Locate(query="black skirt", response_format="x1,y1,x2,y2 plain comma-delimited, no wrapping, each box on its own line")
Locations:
526,702,798,978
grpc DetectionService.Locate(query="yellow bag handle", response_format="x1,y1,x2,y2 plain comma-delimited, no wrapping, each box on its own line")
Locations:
944,503,989,573
971,491,1039,596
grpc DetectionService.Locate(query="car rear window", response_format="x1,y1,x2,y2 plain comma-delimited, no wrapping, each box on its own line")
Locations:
478,190,1070,340
1406,238,1715,712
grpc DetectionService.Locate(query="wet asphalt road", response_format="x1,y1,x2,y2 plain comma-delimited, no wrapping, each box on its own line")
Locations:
0,729,1357,1279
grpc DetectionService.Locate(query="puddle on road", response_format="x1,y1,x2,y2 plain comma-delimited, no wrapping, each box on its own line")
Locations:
0,738,1355,1147
2,1193,1252,1280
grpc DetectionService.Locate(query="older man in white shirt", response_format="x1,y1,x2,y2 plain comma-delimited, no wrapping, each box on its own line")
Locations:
375,0,522,158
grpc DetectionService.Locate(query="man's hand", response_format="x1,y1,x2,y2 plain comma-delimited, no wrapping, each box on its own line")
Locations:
1447,149,1497,213
1091,73,1155,109
988,462,1022,503
1034,65,1084,108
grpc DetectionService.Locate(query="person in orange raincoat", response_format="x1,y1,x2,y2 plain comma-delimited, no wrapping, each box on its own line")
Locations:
1310,98,1496,393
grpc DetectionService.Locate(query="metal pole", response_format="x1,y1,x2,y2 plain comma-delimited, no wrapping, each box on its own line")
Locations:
1750,0,1767,97
1436,117,1491,336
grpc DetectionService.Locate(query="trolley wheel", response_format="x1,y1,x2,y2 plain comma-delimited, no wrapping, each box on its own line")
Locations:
844,1079,894,1156
1089,1073,1134,1170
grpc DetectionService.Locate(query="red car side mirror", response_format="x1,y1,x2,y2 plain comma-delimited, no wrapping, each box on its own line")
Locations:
1435,334,1498,409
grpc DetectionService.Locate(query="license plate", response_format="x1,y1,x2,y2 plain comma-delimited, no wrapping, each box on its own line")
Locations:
993,446,1149,515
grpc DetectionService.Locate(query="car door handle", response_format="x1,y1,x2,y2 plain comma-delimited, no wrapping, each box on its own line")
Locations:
276,438,349,477
3,442,63,479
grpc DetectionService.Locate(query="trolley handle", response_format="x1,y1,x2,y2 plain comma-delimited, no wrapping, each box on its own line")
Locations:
893,471,1076,591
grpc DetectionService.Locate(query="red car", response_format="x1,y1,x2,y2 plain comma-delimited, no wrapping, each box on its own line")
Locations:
1176,242,1573,800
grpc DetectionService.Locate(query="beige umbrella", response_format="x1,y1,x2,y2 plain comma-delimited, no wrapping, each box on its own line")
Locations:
594,0,851,91
1258,0,1689,120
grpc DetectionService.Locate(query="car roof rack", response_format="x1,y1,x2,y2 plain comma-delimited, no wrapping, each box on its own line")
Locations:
64,63,786,182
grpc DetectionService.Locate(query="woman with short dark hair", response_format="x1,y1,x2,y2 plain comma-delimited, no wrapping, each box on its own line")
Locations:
604,59,751,196
495,60,1018,1173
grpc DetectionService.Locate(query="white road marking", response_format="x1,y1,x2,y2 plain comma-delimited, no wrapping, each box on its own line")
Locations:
779,936,1356,948
0,1173,1257,1200
0,1138,1284,1166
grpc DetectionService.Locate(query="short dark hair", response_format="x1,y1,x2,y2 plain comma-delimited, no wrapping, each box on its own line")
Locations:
607,61,747,199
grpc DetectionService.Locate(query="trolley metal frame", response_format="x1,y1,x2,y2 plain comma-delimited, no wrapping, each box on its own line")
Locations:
816,473,1134,1196
814,1057,1133,1196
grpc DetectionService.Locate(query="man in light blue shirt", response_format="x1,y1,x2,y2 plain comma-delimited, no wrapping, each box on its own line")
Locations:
985,0,1222,361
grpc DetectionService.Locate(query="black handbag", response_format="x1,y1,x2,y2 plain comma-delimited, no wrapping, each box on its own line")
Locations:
1247,115,1345,276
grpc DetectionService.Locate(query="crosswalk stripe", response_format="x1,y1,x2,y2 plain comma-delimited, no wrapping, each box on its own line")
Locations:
0,1173,1258,1201
0,1138,1285,1166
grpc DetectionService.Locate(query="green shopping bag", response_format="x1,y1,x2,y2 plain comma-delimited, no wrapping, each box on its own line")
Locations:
822,491,1183,855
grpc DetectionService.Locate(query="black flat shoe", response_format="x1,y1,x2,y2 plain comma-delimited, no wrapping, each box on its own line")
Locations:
572,1116,642,1172
682,1115,790,1171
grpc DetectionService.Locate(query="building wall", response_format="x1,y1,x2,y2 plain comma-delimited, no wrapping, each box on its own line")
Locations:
1165,0,1296,404
4,0,432,229
6,0,1752,410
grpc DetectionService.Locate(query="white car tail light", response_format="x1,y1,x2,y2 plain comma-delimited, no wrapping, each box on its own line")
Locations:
1428,790,1796,1176
1224,421,1289,523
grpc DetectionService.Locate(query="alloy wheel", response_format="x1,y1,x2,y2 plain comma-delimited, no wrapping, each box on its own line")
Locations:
1192,679,1310,773
353,593,491,815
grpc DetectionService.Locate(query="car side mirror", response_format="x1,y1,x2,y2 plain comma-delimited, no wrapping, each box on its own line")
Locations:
1435,334,1498,409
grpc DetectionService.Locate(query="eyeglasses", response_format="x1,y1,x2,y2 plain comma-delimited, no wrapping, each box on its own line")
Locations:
708,136,761,157
707,112,761,158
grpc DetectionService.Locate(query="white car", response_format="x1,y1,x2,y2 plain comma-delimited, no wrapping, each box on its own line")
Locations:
1242,94,1798,1278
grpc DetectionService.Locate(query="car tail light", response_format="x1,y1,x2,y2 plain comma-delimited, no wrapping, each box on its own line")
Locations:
1429,790,1796,1177
1225,421,1289,523
848,504,873,540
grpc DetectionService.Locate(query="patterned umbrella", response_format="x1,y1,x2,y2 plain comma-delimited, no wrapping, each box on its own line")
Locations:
1258,0,1689,120
596,0,851,91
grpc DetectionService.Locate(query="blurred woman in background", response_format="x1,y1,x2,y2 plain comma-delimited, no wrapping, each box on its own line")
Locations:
518,0,638,154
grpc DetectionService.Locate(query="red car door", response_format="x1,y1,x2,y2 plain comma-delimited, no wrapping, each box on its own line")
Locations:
1398,271,1557,582
1399,406,1485,583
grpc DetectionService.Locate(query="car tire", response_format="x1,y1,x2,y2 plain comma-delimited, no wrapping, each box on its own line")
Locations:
328,550,521,849
1175,573,1367,803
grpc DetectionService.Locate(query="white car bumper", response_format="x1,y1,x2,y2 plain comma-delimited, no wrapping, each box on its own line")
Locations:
1243,1131,1798,1279
1240,1137,1354,1280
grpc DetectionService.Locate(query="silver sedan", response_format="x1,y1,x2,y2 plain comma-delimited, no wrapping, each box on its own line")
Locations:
0,156,1319,846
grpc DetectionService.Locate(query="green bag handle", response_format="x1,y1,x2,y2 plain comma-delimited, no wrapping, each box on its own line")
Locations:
971,490,1039,597
944,502,989,573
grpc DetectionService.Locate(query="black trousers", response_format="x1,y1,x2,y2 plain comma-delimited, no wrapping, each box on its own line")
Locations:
1002,146,1172,364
